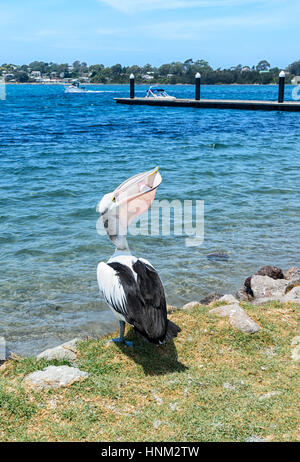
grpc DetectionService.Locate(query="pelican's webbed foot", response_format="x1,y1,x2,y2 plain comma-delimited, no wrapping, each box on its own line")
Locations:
106,321,133,347
107,337,133,347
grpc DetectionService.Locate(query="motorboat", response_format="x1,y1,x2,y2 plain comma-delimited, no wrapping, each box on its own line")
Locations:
65,82,86,93
145,86,176,100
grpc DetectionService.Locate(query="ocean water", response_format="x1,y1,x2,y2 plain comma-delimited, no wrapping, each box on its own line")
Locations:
0,84,299,355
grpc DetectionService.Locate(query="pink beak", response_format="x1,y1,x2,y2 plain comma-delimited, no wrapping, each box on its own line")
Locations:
113,166,162,228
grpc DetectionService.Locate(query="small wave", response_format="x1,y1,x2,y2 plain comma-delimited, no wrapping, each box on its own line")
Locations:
0,233,18,244
86,123,114,128
67,207,95,218
248,187,294,195
15,248,46,256
207,252,230,262
29,189,78,198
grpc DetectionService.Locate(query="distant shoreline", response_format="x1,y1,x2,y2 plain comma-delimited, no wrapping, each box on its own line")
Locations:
4,82,293,86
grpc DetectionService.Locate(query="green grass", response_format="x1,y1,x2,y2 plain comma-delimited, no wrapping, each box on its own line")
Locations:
0,301,299,442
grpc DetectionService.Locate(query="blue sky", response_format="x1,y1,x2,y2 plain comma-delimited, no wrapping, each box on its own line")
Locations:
0,0,298,68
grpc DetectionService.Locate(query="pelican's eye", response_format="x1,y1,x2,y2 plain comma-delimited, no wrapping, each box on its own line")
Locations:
112,196,116,202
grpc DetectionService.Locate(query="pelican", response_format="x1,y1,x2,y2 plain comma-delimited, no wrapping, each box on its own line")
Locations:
97,167,181,346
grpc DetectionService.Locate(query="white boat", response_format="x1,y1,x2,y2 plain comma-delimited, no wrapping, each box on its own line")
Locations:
145,86,176,100
65,83,86,93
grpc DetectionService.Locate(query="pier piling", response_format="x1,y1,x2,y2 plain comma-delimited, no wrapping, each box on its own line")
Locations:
130,73,135,99
278,71,285,103
195,73,201,101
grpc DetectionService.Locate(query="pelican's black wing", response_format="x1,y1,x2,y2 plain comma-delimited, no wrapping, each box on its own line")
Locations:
107,259,180,344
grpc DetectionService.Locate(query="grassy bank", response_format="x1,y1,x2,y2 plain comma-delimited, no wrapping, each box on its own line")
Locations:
0,301,299,442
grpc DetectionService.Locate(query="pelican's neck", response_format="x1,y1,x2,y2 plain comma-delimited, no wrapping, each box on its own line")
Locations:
112,235,131,258
112,247,132,258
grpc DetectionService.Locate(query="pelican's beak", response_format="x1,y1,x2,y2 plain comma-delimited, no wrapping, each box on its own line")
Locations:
113,167,162,226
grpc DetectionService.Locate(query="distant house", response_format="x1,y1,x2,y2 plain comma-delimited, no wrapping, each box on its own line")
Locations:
142,74,154,80
2,73,15,81
291,76,300,85
241,66,250,72
31,71,42,80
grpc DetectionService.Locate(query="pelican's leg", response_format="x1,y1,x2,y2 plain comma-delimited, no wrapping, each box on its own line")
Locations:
107,321,133,347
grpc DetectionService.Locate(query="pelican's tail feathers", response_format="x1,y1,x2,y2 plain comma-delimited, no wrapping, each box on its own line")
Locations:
162,320,181,343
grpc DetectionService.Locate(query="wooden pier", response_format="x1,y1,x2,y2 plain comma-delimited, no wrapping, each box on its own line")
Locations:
115,97,300,112
116,72,300,112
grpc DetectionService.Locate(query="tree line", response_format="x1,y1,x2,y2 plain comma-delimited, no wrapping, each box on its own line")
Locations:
1,59,299,84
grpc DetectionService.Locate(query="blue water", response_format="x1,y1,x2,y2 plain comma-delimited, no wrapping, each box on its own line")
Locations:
0,84,299,355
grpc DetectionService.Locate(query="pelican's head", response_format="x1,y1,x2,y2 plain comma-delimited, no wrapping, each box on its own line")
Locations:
97,167,162,249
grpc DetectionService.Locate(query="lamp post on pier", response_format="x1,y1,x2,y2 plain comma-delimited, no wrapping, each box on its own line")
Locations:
195,73,201,101
278,71,285,103
130,74,135,99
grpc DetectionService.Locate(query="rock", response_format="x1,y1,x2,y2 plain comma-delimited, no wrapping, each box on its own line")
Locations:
243,276,254,297
250,275,289,300
169,402,178,411
209,304,260,334
240,276,253,301
284,279,300,294
182,301,199,309
258,391,281,401
291,336,300,361
245,435,269,442
244,276,252,290
256,265,284,280
24,365,88,389
281,286,300,303
210,422,223,429
243,266,284,299
0,337,6,363
152,391,163,405
291,348,300,362
285,267,300,281
36,338,79,361
200,292,223,305
236,286,254,302
219,294,239,304
255,285,300,304
222,382,235,390
153,420,162,429
229,310,260,334
209,304,241,317
263,347,276,358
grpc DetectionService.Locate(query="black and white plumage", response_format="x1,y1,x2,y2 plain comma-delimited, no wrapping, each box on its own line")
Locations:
97,167,181,346
98,255,180,344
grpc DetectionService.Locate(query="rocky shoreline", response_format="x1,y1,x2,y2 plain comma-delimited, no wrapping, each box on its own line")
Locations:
183,265,300,337
198,265,300,305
